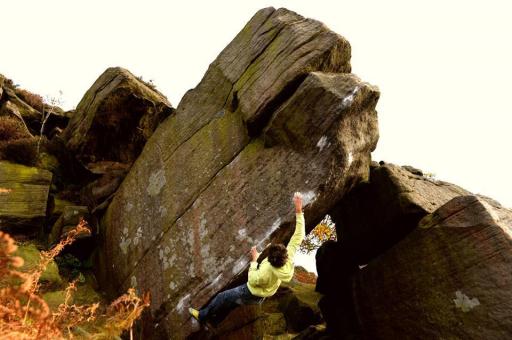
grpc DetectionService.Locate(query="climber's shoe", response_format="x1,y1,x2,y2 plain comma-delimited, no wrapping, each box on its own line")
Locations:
189,307,200,322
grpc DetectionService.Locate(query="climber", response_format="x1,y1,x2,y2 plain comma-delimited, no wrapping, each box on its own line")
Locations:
189,191,305,326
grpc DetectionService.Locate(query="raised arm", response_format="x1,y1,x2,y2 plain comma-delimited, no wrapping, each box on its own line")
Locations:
286,192,305,262
248,192,305,285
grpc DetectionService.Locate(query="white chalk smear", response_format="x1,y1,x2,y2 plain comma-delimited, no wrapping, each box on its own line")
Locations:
147,169,166,196
340,86,360,110
316,136,329,151
176,294,191,313
302,191,317,206
347,152,353,167
454,290,480,312
232,259,249,275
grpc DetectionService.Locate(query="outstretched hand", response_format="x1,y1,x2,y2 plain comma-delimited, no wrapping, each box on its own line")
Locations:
293,192,303,213
250,246,259,262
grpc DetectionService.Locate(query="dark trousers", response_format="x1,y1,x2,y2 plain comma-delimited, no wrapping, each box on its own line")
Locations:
199,283,264,324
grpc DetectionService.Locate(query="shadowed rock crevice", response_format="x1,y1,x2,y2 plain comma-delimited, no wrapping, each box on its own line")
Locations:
246,73,308,137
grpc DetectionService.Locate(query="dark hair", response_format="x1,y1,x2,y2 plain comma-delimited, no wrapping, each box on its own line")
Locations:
267,244,288,268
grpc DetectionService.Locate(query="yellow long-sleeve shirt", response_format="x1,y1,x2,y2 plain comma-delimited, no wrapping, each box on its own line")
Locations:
247,212,305,297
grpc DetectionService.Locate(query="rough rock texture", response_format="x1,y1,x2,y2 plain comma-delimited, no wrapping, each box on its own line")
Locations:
329,162,470,264
60,67,174,169
0,161,52,234
354,195,512,339
316,163,470,338
98,7,379,338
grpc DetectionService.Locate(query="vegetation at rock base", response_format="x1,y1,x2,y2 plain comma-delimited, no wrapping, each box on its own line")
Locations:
0,116,30,141
15,89,44,113
0,219,150,339
0,137,39,166
0,116,39,166
300,215,337,254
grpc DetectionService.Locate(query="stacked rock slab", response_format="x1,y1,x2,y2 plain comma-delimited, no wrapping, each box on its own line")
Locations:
354,195,512,339
99,7,379,339
0,161,52,234
60,67,174,169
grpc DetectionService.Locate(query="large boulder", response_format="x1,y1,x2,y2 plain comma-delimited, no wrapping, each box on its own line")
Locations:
60,67,174,169
317,163,470,338
353,195,512,339
98,7,379,338
329,162,470,264
0,161,52,235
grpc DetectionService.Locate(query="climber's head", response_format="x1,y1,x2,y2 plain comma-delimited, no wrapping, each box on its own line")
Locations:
267,243,288,268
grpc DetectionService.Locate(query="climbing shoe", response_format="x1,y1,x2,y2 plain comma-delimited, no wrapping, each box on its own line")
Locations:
189,307,200,321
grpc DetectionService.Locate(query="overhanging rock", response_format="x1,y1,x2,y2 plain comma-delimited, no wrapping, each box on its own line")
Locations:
98,7,379,338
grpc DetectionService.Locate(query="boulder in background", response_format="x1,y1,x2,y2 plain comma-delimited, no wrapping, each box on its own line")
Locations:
354,195,512,339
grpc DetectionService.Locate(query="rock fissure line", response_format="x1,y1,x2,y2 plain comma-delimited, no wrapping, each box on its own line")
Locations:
233,24,322,97
159,108,232,165
425,199,486,228
220,8,277,69
230,21,286,78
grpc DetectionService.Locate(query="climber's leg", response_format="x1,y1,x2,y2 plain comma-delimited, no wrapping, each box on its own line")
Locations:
198,283,262,324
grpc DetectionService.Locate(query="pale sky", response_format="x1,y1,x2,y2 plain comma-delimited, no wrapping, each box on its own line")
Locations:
2,0,511,215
